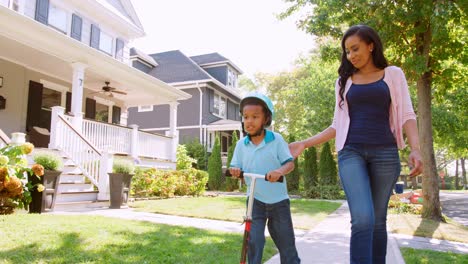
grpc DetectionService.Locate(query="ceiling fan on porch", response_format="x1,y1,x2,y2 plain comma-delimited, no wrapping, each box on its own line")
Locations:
91,81,127,97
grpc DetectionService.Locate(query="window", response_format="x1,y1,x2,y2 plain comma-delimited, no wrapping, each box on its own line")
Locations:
48,4,67,33
213,93,227,118
227,68,237,88
95,102,109,122
99,31,113,54
138,105,153,112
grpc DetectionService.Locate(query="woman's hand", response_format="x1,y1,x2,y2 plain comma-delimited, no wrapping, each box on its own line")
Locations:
289,141,306,159
408,149,423,177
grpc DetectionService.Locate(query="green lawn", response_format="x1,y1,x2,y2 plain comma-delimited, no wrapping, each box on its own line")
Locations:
0,214,276,264
130,196,342,230
401,248,468,264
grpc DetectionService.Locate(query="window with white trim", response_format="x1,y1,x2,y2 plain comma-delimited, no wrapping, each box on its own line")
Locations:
138,105,154,112
99,31,113,54
48,4,67,33
227,68,237,88
213,93,227,118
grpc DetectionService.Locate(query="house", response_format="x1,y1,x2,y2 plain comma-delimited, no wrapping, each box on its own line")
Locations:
128,50,243,156
0,0,191,203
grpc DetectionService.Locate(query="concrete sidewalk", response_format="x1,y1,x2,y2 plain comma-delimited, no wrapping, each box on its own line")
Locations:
264,203,404,264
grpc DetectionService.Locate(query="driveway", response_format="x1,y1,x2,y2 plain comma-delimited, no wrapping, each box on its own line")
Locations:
439,191,468,226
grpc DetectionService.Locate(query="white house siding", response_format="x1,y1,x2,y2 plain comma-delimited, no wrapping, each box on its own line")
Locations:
24,0,36,19
0,0,9,8
22,0,131,63
0,58,28,136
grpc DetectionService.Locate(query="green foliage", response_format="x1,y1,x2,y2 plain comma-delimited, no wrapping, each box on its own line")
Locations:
131,167,208,198
257,53,338,139
207,133,223,190
225,131,239,191
303,147,318,189
302,185,344,200
184,140,207,170
388,200,422,215
176,145,196,170
112,158,135,174
318,142,338,186
287,134,300,191
33,151,63,171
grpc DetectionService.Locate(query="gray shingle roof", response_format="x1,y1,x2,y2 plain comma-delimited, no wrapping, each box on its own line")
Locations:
190,53,228,65
147,50,212,83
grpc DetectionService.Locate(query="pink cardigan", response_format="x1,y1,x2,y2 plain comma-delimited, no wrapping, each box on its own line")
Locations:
330,66,417,151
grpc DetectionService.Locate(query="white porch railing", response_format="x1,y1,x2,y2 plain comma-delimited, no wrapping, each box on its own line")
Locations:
0,128,11,148
138,130,172,160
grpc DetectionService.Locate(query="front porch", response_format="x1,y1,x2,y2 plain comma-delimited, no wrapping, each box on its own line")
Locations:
0,6,190,203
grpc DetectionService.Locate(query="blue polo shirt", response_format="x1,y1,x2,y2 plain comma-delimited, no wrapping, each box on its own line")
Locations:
230,130,293,204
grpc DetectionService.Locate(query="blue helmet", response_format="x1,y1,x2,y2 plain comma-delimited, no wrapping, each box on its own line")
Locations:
240,91,275,126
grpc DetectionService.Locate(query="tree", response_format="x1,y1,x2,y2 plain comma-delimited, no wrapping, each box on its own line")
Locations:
207,133,222,190
225,131,239,191
318,142,338,186
184,140,207,170
280,0,466,221
287,135,300,191
303,147,318,190
176,145,195,170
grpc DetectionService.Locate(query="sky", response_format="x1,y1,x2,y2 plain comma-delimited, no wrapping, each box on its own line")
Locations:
130,0,316,79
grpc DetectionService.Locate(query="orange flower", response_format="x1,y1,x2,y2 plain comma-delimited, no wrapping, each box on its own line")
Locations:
4,176,23,197
32,164,44,177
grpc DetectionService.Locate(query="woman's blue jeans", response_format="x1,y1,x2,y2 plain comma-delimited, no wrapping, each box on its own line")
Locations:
248,198,300,264
338,144,401,264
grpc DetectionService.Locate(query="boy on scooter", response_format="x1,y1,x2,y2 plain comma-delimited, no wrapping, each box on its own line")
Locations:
229,91,300,264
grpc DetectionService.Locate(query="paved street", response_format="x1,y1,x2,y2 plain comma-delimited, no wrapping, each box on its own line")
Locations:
440,191,468,226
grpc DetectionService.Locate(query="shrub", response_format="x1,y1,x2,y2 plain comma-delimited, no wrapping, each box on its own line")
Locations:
303,147,318,190
225,131,239,191
112,158,135,174
287,134,300,191
207,133,222,190
176,145,196,170
33,151,63,171
131,167,208,198
318,142,338,186
303,185,344,200
388,200,422,215
184,140,207,170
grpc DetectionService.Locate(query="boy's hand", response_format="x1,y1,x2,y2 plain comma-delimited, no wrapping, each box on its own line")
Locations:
229,167,242,178
266,170,282,182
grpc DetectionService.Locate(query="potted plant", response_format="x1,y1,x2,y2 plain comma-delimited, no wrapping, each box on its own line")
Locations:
29,151,63,213
0,142,35,214
108,158,135,209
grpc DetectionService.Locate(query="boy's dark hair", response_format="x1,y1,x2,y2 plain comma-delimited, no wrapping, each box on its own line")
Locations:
240,97,272,126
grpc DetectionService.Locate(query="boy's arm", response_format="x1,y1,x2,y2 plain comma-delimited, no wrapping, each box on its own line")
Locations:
267,161,294,182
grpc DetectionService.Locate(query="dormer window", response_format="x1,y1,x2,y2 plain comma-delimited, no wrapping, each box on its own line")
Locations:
228,68,237,88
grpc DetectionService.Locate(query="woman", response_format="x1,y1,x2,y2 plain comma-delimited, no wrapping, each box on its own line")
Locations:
289,25,423,264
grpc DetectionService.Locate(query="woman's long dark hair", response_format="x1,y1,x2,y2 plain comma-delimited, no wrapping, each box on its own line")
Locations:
338,25,388,107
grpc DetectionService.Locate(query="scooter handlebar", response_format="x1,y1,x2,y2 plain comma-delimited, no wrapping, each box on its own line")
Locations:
225,170,284,183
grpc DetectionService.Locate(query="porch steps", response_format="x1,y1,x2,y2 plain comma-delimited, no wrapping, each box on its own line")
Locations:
30,148,101,205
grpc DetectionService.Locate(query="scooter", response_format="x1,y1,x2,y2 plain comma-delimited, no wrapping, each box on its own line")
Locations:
225,170,283,264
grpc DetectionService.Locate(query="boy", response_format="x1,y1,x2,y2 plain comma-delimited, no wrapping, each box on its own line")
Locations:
229,91,300,264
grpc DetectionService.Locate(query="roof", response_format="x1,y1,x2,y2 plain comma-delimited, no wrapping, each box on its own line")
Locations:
148,50,212,83
130,47,158,67
190,52,243,74
206,119,241,132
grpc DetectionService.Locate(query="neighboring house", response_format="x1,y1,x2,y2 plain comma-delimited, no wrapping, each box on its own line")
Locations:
0,1,190,203
128,50,243,155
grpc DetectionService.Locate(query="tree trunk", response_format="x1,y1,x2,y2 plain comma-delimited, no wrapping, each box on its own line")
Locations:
415,22,444,221
461,158,466,190
455,159,459,190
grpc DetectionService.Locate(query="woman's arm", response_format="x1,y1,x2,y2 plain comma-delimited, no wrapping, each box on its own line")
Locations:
403,119,423,177
289,127,336,158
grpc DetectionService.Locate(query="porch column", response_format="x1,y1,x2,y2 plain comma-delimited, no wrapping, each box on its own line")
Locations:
129,124,139,160
70,62,87,132
169,101,179,162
